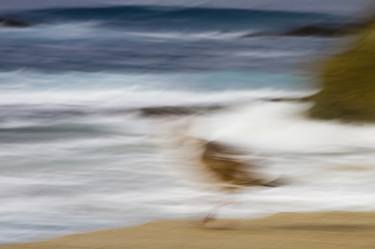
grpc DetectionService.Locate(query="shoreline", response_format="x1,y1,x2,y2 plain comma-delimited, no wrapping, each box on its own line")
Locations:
2,212,375,249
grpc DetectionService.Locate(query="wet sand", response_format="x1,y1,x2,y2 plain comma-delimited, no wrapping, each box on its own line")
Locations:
1,212,375,249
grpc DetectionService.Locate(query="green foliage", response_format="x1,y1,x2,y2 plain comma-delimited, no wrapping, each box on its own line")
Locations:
309,21,375,122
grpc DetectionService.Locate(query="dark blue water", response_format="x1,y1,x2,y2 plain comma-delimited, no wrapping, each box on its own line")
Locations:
15,6,343,29
0,5,346,72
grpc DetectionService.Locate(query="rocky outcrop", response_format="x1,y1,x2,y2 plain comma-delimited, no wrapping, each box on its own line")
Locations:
309,20,375,122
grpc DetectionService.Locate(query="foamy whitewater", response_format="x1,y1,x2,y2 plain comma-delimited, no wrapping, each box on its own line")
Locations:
0,4,374,244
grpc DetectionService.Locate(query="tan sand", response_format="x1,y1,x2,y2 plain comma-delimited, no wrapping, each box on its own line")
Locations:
2,212,375,249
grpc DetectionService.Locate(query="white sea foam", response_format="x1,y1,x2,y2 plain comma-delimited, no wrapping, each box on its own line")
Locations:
1,70,375,244
182,101,375,217
0,88,302,107
0,22,252,42
124,30,252,41
234,50,307,58
0,71,309,107
191,102,375,154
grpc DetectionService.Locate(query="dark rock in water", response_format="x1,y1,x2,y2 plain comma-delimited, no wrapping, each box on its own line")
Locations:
138,105,224,117
243,23,361,38
0,17,31,28
137,97,313,118
200,141,285,191
281,25,351,37
262,95,314,103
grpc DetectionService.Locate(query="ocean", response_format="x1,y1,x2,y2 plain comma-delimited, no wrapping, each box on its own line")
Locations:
1,5,375,244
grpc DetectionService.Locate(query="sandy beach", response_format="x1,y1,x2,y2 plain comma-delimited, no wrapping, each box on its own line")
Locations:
1,212,375,249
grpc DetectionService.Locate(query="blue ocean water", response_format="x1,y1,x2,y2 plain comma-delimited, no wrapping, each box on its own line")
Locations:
2,5,375,245
0,5,345,72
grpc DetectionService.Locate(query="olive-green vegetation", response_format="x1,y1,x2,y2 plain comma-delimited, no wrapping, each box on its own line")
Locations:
309,20,375,122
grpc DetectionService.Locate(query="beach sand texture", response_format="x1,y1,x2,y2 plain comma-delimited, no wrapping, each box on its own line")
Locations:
2,212,375,249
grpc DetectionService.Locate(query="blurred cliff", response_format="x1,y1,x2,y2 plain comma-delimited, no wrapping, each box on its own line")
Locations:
310,14,375,122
